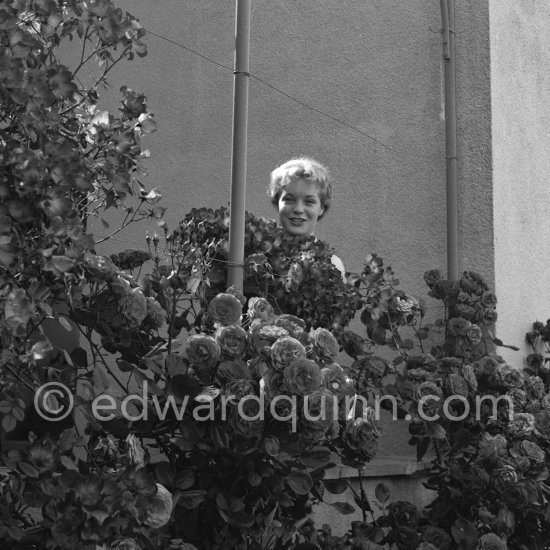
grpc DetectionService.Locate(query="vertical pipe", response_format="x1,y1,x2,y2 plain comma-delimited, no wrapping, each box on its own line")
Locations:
227,0,251,290
441,0,459,280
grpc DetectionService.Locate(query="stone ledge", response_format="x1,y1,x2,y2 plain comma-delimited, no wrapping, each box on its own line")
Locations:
325,454,432,480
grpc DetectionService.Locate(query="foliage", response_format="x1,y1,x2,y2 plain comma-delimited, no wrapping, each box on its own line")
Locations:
301,272,550,550
173,207,362,334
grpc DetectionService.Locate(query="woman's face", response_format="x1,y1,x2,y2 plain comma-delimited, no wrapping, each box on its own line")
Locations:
278,179,324,236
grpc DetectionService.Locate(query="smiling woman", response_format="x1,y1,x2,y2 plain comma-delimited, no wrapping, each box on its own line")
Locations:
267,157,345,276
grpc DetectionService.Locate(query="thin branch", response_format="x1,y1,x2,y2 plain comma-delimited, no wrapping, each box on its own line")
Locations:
61,46,131,115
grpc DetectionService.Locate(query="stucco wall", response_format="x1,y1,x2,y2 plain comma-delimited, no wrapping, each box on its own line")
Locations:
96,0,481,299
489,1,550,359
84,0,495,465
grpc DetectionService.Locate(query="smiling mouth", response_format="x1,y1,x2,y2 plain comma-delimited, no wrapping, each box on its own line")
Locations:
289,218,306,224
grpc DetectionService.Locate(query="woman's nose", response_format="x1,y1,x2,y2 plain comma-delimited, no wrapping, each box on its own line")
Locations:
292,201,305,213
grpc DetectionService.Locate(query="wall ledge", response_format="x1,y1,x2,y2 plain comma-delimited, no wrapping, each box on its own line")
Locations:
325,455,432,480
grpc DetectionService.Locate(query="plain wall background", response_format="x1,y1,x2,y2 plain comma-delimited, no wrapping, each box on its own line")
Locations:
90,0,494,307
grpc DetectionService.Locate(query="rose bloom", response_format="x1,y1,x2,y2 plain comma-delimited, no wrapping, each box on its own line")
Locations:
462,364,479,391
541,392,550,409
423,269,442,287
310,327,340,365
524,375,545,399
506,388,528,411
398,379,416,401
248,356,270,381
466,324,483,345
507,412,535,436
416,381,443,401
447,317,472,336
145,296,167,329
144,483,173,528
111,539,140,550
28,437,58,473
524,399,543,415
283,358,322,396
215,324,248,359
388,501,419,527
300,388,337,440
84,252,119,281
120,287,148,328
455,304,476,321
271,336,307,371
249,322,289,353
448,373,469,397
321,363,353,400
406,367,433,382
493,465,518,491
503,480,539,509
496,364,524,389
247,296,276,322
391,526,421,550
208,292,243,325
422,526,452,550
186,334,221,381
342,411,380,461
518,439,545,464
275,313,306,333
341,329,366,358
394,294,419,315
224,379,255,403
482,308,498,324
229,398,264,438
478,433,507,462
215,360,249,383
262,368,286,401
506,455,531,472
476,533,507,550
454,464,489,493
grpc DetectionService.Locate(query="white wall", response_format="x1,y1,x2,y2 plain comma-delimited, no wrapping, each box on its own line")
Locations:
490,0,550,361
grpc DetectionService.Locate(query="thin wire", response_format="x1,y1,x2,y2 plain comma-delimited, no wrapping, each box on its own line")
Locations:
144,29,233,72
249,74,434,159
143,27,438,160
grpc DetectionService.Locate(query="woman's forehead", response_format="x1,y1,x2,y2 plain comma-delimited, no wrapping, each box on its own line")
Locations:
282,179,320,196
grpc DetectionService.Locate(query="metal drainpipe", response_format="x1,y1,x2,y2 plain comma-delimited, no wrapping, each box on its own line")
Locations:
227,0,251,290
440,0,459,281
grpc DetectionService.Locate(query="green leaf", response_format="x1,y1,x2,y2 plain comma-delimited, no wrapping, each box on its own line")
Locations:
403,338,415,350
0,400,12,414
60,456,78,471
416,437,431,462
301,447,332,469
330,501,356,514
11,407,24,422
19,462,39,478
58,316,73,332
374,482,391,504
247,472,262,487
2,415,16,432
167,374,201,401
178,490,206,510
323,478,348,494
176,470,195,491
219,509,255,528
70,347,88,369
427,423,447,440
58,427,78,453
451,518,478,549
286,470,313,495
155,462,176,487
